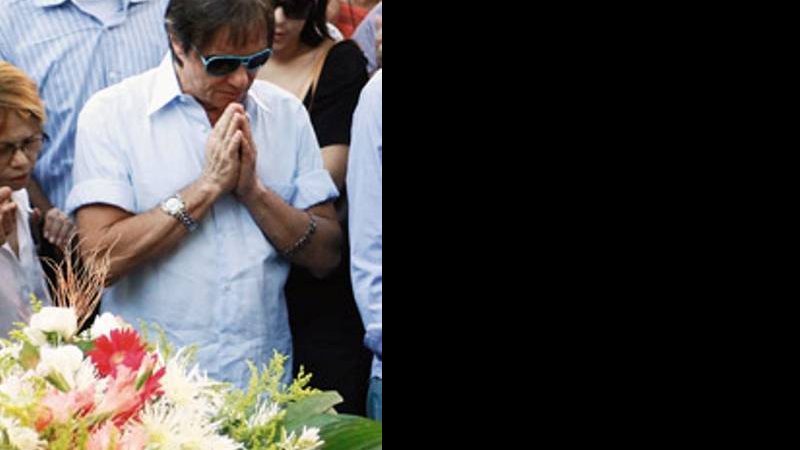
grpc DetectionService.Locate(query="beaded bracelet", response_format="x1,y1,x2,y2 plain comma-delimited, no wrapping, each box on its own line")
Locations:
282,212,317,257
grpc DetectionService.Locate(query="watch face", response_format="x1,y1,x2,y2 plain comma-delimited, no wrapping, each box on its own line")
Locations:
165,198,182,214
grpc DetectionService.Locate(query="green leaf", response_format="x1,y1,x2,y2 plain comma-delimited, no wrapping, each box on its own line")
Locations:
283,391,343,431
317,415,382,450
136,367,154,390
75,339,96,354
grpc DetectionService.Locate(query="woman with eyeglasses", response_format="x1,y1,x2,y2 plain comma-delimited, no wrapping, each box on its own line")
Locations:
257,0,371,416
0,61,52,337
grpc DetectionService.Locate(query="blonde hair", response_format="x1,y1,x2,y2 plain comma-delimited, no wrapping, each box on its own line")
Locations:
0,61,46,134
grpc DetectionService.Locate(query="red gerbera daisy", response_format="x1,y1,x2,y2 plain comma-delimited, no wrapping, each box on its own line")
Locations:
88,329,147,377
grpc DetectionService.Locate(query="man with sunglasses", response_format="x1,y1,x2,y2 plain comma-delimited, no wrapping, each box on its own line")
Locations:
66,0,343,389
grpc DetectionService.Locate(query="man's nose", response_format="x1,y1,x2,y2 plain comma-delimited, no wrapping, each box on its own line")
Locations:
228,65,250,90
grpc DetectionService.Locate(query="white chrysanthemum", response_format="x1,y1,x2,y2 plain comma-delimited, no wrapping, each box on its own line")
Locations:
22,327,47,347
248,400,282,428
0,341,22,360
36,344,84,389
0,415,46,450
137,401,241,450
73,357,101,391
89,312,127,340
0,371,38,407
278,426,324,450
28,307,77,341
158,348,223,415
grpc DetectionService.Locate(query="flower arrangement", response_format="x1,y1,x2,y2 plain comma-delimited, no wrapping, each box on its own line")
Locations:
1,249,381,450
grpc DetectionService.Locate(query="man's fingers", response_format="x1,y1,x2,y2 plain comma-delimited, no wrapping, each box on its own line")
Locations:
227,130,243,154
216,103,245,138
212,103,236,140
224,112,244,148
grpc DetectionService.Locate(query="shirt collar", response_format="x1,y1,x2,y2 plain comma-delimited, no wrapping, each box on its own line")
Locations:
147,55,184,116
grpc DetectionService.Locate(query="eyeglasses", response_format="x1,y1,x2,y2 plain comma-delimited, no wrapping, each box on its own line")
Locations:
193,45,273,77
0,133,48,167
275,0,313,19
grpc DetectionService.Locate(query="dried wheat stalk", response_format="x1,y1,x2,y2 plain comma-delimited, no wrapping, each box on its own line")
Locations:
43,237,114,331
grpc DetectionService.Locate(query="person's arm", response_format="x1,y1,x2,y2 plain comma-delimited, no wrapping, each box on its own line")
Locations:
321,144,349,191
235,115,342,275
76,179,222,285
76,103,245,285
347,72,382,349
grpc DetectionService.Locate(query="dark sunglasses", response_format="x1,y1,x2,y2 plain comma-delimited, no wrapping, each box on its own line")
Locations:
193,45,273,77
275,0,314,19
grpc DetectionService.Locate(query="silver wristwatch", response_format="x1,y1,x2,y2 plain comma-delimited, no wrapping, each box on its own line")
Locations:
161,193,198,232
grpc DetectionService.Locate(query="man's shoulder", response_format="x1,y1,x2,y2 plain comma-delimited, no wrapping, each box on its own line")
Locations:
81,67,160,119
249,80,308,116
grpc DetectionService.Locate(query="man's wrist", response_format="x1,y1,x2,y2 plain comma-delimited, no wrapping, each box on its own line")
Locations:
198,175,225,200
238,179,266,208
161,193,198,232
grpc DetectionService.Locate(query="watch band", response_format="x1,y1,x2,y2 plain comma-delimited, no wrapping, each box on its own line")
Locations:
162,194,198,232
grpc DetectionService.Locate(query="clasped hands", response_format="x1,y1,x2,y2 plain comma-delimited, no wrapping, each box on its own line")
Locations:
201,102,262,201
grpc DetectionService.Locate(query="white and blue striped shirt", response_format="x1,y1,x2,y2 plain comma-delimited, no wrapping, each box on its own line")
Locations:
0,0,168,210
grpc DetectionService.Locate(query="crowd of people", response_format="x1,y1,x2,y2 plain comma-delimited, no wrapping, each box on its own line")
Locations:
0,0,382,421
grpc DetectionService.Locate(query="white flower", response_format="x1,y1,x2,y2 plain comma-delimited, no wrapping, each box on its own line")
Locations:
0,371,37,407
136,402,242,450
0,415,45,450
28,307,78,342
73,357,101,392
22,327,47,347
36,345,84,390
89,312,126,340
0,341,22,360
278,426,324,450
158,348,223,416
249,400,282,428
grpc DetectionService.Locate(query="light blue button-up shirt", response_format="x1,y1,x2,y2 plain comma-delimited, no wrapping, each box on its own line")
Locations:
347,70,382,379
66,55,339,388
0,0,168,210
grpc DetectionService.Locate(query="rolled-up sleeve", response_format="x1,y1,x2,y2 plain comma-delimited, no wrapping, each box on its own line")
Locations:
65,94,135,216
